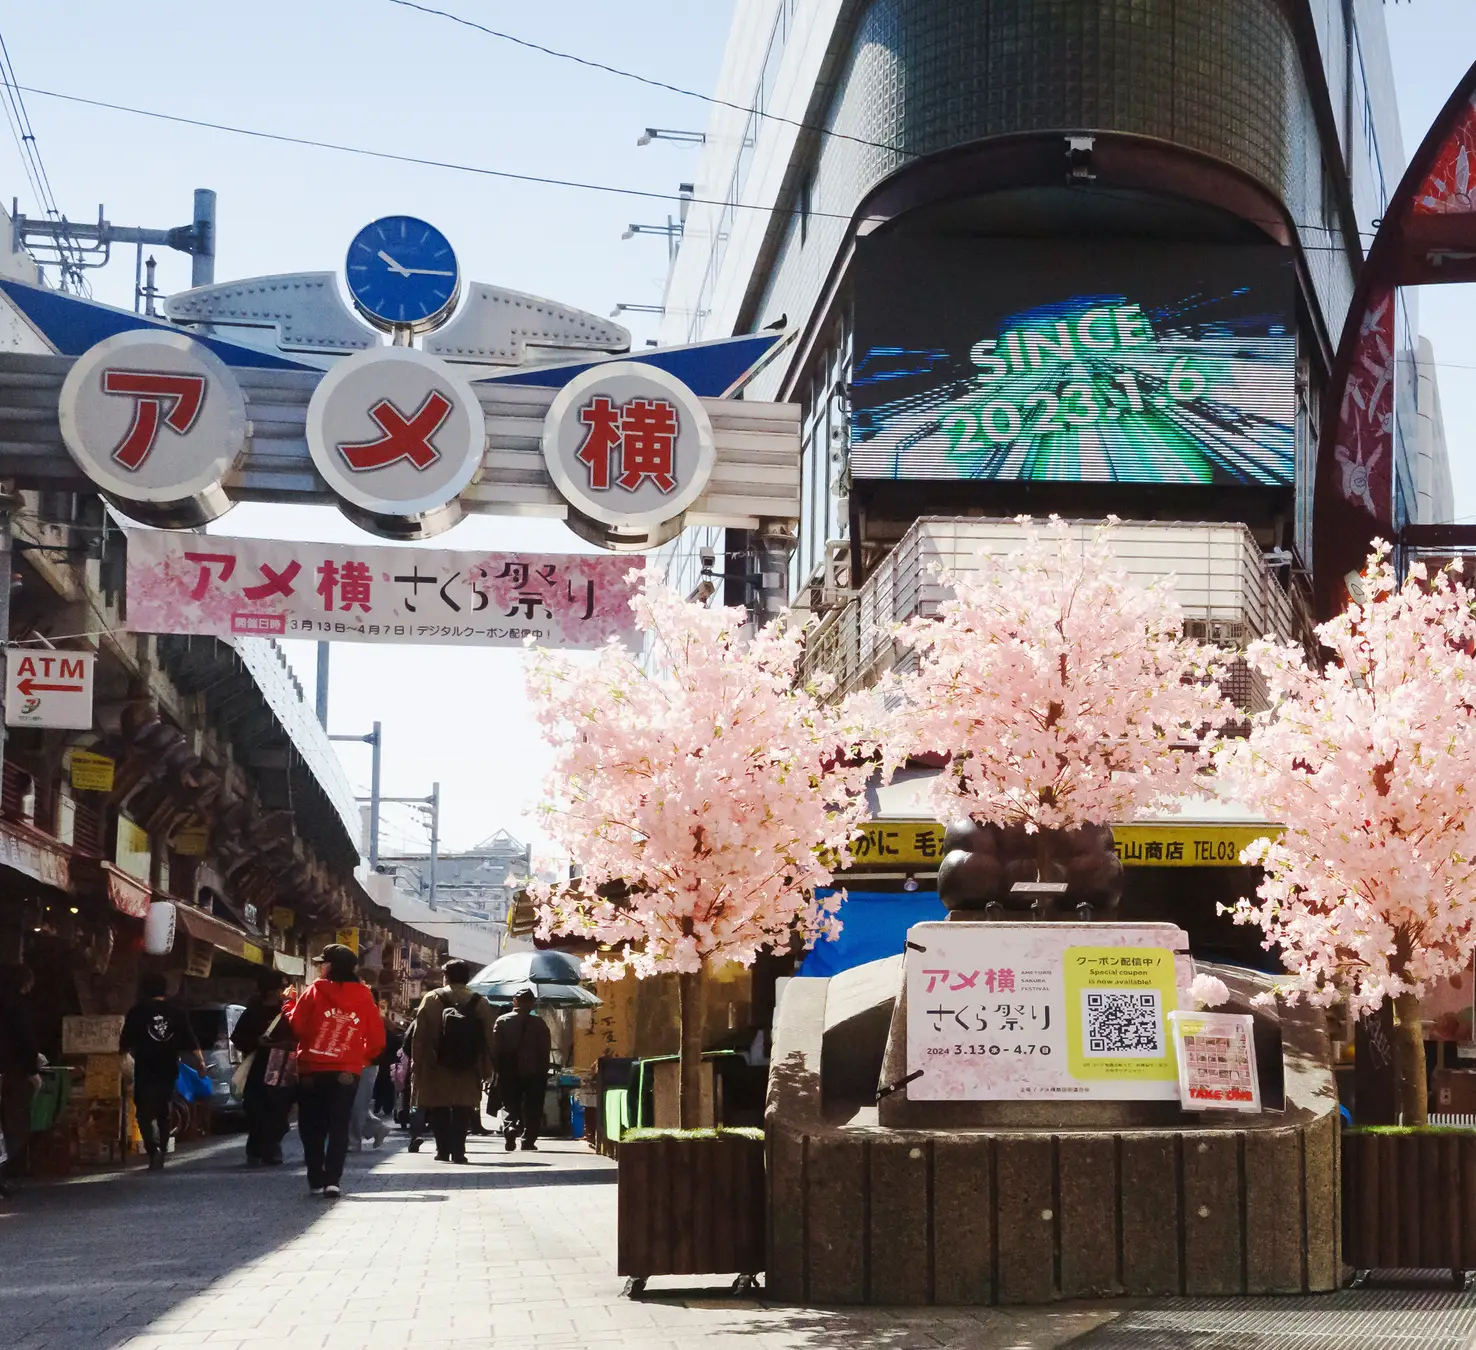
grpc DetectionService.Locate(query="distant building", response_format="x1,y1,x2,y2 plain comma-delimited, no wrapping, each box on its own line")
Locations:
380,829,532,968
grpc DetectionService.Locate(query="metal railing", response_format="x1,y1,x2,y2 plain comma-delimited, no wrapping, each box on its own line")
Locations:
800,517,1298,703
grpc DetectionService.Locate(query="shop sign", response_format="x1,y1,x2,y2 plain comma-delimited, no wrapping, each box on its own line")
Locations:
1112,823,1281,867
270,905,295,929
125,530,644,651
83,1053,125,1100
184,937,214,979
56,329,249,524
305,346,485,535
336,927,360,955
61,1013,125,1056
847,821,946,868
115,817,152,883
1168,1010,1261,1112
0,821,70,890
170,818,209,856
542,362,715,530
904,921,1191,1101
5,649,94,730
70,749,116,793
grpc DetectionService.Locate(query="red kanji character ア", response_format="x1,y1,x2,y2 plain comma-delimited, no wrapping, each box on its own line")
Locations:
183,551,236,601
339,561,372,612
242,560,301,600
616,398,679,492
317,560,340,611
101,370,207,470
576,396,621,490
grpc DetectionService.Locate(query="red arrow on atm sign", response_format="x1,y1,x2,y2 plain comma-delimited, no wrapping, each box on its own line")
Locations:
16,677,83,696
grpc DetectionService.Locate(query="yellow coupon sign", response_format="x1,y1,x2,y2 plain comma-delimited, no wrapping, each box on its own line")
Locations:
1064,946,1179,1084
70,749,115,793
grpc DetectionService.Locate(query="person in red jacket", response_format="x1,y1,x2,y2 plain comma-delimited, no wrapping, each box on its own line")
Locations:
287,944,386,1198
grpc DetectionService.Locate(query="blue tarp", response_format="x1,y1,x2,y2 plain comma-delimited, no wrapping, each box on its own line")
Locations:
798,890,946,978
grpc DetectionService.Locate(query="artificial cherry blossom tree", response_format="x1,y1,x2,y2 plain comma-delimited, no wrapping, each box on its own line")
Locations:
524,579,873,1126
879,517,1230,872
1216,546,1476,1124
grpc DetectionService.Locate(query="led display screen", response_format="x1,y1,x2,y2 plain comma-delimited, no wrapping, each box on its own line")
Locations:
849,239,1297,486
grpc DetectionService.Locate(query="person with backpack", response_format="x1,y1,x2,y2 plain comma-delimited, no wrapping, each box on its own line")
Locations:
493,986,553,1152
287,944,386,1198
118,974,204,1171
411,960,498,1164
230,970,296,1167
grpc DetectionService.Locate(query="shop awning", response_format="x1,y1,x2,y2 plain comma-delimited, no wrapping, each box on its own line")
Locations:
0,820,70,891
174,904,267,965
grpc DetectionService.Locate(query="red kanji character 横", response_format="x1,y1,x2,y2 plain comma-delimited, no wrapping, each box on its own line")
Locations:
183,551,236,601
616,398,679,493
339,561,372,613
242,560,302,600
317,560,340,611
576,395,621,491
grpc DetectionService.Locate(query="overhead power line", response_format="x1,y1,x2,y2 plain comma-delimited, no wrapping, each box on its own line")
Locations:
13,81,1381,257
0,31,89,292
385,0,914,162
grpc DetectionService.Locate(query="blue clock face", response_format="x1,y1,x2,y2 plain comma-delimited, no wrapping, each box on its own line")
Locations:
345,216,460,332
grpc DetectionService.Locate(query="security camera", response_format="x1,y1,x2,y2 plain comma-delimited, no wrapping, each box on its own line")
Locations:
699,548,717,572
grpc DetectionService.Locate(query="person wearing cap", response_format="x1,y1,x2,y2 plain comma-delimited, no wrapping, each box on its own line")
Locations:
287,944,386,1198
492,986,552,1152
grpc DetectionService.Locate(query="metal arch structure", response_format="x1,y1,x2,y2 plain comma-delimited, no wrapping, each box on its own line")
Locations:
1315,58,1476,618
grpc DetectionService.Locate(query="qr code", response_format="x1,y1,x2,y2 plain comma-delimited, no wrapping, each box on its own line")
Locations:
1083,990,1163,1057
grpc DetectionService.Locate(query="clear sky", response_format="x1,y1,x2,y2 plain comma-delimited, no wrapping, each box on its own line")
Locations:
0,2,1473,853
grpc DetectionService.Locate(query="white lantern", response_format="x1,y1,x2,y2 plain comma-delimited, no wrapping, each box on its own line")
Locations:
143,900,177,956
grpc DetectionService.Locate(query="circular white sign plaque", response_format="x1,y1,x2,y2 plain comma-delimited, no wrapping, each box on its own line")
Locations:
57,330,249,525
542,362,715,532
305,346,485,538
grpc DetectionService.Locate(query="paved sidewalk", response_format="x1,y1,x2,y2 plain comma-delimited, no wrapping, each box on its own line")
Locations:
8,1130,1476,1349
0,1129,1117,1349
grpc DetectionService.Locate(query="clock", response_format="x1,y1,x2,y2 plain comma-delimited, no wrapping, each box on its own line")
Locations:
345,215,461,334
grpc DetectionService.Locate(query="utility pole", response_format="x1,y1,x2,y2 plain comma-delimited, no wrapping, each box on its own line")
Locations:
331,721,382,869
315,643,329,728
428,782,440,909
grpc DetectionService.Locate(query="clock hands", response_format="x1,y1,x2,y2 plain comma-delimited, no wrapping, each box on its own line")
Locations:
376,249,455,279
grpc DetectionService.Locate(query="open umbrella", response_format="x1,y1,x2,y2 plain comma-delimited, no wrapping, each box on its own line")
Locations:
468,949,603,1008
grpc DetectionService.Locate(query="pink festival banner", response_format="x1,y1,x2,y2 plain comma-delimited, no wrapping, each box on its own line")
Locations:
125,530,644,650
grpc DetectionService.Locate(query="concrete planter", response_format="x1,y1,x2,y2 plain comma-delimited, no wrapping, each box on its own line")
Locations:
1343,1129,1476,1279
616,1131,765,1294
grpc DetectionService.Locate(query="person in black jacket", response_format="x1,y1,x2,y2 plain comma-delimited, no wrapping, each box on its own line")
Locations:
230,971,294,1167
492,987,552,1152
0,964,41,1191
119,974,203,1171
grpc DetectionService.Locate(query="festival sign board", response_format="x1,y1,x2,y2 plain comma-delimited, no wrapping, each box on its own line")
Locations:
125,531,643,650
543,362,716,531
57,330,249,526
905,921,1192,1101
1168,1010,1261,1112
305,346,486,537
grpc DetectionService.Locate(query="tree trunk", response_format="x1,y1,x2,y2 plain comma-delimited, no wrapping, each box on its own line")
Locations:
1392,991,1428,1126
678,968,706,1130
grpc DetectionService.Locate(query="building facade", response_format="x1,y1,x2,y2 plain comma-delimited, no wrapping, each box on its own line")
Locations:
658,0,1450,611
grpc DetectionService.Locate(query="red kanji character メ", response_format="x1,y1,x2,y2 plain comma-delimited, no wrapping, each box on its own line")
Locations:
242,560,301,600
616,398,679,492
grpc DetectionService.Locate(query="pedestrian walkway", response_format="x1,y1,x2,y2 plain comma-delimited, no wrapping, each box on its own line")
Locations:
3,1130,1476,1349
